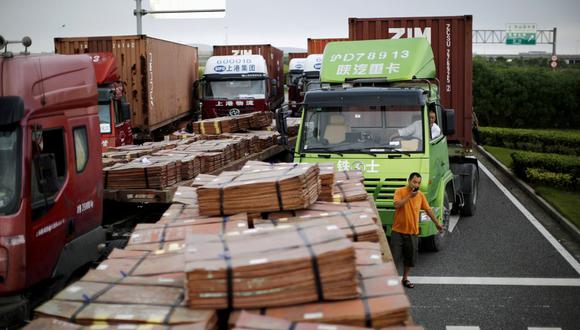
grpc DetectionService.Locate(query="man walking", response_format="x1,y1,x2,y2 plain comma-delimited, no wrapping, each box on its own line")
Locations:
391,172,442,288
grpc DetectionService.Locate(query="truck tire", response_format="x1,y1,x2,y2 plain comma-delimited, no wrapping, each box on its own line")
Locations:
421,192,451,252
461,165,479,217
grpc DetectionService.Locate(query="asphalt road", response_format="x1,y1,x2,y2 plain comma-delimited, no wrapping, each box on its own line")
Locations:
403,159,580,329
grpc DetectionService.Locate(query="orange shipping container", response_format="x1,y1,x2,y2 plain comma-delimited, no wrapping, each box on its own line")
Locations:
288,52,308,62
348,16,473,147
307,38,349,55
54,35,198,136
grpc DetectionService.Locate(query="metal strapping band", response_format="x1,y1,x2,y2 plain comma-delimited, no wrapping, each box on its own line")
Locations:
357,272,373,328
163,291,185,325
296,226,324,301
340,211,358,242
275,180,284,211
159,224,170,249
219,236,234,310
222,216,230,233
144,167,150,189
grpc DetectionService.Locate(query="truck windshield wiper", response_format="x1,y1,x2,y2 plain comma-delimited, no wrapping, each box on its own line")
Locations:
383,147,411,157
301,148,344,157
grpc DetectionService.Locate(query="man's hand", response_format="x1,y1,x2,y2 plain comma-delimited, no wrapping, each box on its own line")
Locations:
435,222,444,232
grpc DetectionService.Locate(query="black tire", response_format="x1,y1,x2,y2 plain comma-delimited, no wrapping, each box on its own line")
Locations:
461,165,479,217
421,191,451,252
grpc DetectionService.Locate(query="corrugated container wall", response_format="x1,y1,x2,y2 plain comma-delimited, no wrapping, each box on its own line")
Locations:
288,52,308,62
213,44,284,109
54,35,198,133
349,16,473,147
307,38,349,55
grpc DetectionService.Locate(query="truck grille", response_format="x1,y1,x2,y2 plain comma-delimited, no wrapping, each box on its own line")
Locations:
364,178,407,209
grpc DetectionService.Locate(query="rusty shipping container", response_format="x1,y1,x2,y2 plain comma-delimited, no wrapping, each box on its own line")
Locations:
212,44,284,109
54,35,198,136
348,15,473,147
288,52,308,62
307,38,349,55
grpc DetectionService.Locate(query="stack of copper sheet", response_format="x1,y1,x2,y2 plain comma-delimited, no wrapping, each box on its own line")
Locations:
248,111,273,129
197,164,320,216
169,130,202,141
185,224,358,309
125,213,249,252
335,170,365,183
175,140,243,165
229,262,411,328
102,149,154,161
34,247,217,328
193,117,240,135
221,133,261,154
262,200,379,225
191,174,219,188
246,130,280,149
253,211,379,243
152,150,202,180
233,311,374,330
319,180,369,203
24,317,216,330
101,157,126,168
103,157,179,190
354,242,383,266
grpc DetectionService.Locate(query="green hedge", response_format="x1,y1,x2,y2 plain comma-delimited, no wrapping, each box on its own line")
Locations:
525,168,580,190
480,127,580,156
511,151,580,190
473,57,580,129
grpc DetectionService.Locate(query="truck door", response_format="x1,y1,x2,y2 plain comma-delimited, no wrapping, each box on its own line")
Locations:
113,98,133,147
67,116,103,238
98,99,115,151
27,121,71,285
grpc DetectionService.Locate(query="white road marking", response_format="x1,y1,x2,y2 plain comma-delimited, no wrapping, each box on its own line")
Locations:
480,162,580,275
449,214,460,233
407,276,580,286
527,328,562,330
446,326,480,330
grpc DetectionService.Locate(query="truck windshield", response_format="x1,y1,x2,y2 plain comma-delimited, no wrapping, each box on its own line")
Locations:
288,73,302,86
98,103,112,134
0,126,21,215
205,79,266,99
301,105,425,154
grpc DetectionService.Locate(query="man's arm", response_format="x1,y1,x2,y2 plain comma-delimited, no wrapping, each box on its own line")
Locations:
426,208,443,231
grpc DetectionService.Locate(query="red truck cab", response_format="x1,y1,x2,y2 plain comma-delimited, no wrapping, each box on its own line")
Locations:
89,53,133,151
199,55,273,118
0,40,105,322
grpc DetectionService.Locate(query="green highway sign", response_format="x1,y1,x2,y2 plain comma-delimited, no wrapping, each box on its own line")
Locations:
506,23,537,45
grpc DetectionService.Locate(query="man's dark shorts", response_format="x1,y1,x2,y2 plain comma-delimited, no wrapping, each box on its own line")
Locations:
390,231,418,267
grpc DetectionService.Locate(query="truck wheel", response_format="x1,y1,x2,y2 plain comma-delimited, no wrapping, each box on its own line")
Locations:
461,165,479,216
421,192,451,252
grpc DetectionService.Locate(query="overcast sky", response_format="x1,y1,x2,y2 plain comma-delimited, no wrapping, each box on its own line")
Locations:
1,0,579,54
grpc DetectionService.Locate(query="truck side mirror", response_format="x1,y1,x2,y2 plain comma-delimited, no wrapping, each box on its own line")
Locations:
276,105,290,146
33,153,60,195
442,108,456,136
121,102,131,121
271,79,277,97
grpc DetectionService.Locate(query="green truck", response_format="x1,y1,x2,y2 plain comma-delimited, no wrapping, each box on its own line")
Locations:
291,37,478,251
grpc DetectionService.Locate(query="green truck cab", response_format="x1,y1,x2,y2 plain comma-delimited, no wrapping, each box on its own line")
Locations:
292,38,479,251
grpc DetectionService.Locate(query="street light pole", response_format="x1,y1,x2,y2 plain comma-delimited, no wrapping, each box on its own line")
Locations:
134,0,226,35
